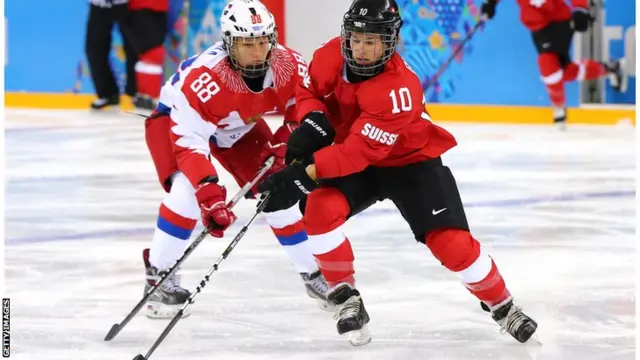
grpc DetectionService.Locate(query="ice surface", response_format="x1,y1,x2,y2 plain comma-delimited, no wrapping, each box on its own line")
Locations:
5,109,635,360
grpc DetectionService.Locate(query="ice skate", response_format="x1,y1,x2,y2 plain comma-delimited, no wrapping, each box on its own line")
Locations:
142,248,191,319
553,106,567,131
133,94,157,112
301,271,336,311
481,299,538,343
327,283,371,346
605,59,628,93
90,96,119,110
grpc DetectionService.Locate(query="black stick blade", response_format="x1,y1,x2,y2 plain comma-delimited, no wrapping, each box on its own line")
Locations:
132,355,146,360
104,323,122,341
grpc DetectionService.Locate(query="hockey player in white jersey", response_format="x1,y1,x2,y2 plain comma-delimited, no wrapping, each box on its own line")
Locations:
141,0,331,318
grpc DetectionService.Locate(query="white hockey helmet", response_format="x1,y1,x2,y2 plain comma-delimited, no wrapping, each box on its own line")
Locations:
220,0,278,78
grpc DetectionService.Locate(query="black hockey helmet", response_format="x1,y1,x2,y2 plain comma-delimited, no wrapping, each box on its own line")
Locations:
341,0,403,76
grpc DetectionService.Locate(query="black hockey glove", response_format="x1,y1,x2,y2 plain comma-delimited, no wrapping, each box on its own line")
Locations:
257,163,318,209
285,111,335,166
571,8,591,32
480,0,497,20
260,191,300,213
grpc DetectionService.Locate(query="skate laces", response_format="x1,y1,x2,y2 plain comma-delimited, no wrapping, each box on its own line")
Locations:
497,305,527,335
308,275,330,295
334,295,361,320
160,271,184,293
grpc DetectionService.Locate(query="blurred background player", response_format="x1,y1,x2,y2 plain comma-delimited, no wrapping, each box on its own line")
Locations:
120,0,170,110
141,0,331,318
259,0,538,346
480,0,628,130
85,0,138,110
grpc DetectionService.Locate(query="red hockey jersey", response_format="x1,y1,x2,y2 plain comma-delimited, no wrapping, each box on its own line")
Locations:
129,0,169,12
296,37,457,180
509,0,589,31
160,42,306,187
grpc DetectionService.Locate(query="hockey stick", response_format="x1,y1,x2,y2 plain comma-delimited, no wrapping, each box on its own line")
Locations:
425,20,485,89
180,0,190,61
104,156,275,341
123,110,149,118
132,192,274,360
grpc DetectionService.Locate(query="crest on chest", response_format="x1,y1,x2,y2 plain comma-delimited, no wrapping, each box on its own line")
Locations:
217,110,266,128
237,97,280,124
243,112,264,124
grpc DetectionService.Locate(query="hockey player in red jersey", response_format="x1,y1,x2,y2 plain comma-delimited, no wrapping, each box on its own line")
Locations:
141,0,331,318
258,0,538,346
120,0,169,110
480,0,627,129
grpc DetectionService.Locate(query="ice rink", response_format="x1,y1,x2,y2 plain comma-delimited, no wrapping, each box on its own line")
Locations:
5,109,636,360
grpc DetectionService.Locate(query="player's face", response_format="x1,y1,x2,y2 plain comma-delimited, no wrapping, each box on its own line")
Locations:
232,36,272,67
349,32,384,65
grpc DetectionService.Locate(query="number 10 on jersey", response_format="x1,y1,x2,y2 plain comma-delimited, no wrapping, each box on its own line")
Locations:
389,87,412,114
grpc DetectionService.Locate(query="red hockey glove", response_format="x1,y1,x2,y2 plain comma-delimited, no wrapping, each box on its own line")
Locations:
195,182,237,238
258,122,298,176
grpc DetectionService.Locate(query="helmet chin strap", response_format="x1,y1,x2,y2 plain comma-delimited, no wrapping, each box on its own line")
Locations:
239,63,271,78
347,60,385,77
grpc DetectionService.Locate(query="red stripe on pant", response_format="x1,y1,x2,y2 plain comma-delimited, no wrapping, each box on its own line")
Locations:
425,229,511,308
136,46,164,98
271,220,305,237
159,203,197,229
538,54,607,108
314,239,355,288
464,259,511,307
563,60,607,81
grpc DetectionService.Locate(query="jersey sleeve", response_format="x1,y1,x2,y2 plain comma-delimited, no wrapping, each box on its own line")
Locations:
169,66,221,188
313,77,423,179
283,48,309,124
283,97,298,124
570,0,589,8
295,44,336,120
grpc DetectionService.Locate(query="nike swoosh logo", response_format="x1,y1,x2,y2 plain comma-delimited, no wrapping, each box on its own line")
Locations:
432,208,447,215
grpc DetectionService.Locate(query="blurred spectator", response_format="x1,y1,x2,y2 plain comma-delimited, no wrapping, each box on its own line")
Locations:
85,0,137,110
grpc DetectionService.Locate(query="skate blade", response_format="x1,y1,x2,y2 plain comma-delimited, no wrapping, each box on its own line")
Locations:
610,59,628,93
529,333,543,346
619,66,629,93
144,302,192,319
554,121,566,131
345,324,372,347
132,107,153,117
90,105,120,113
316,298,337,313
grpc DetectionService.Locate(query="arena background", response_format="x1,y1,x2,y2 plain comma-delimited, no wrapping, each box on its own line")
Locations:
4,0,635,124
